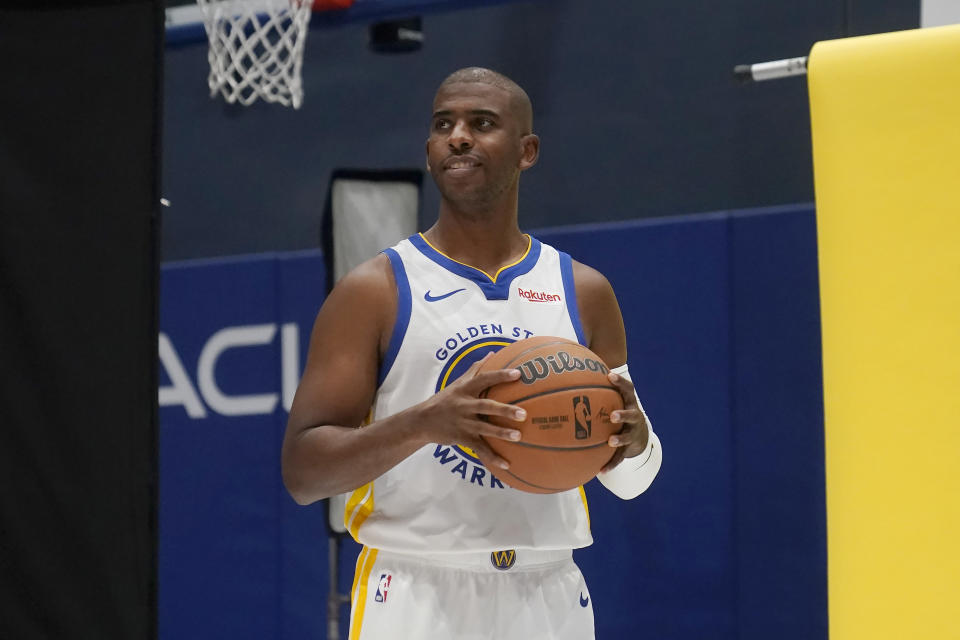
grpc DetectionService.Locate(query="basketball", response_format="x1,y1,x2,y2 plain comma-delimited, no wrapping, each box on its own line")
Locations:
478,336,624,493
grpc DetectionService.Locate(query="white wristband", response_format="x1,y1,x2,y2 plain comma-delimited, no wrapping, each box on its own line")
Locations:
597,364,662,500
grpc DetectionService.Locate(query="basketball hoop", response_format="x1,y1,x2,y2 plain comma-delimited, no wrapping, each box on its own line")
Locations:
197,0,314,108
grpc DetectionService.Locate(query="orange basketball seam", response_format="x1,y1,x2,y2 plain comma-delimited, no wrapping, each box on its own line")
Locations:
497,440,612,452
499,467,578,493
499,384,620,406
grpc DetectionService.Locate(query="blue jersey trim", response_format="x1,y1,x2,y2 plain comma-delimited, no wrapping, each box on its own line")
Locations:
559,251,587,346
379,248,412,385
408,233,542,301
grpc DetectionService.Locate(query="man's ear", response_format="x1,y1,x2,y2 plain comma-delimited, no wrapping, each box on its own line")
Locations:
425,139,431,172
519,134,540,171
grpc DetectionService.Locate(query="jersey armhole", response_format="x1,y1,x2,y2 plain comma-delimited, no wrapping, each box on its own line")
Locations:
559,251,587,346
378,248,412,385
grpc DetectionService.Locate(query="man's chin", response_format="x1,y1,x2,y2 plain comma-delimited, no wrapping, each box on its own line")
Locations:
438,185,487,207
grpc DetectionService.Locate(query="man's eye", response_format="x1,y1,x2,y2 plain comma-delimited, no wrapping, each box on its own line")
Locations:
477,118,494,128
434,120,450,130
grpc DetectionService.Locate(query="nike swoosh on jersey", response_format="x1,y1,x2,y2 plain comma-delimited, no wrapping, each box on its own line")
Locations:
579,592,589,607
424,288,466,302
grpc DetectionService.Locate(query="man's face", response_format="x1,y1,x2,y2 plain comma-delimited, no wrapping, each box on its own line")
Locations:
426,82,536,209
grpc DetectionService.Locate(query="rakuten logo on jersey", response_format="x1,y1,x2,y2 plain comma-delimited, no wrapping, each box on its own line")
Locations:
517,287,562,304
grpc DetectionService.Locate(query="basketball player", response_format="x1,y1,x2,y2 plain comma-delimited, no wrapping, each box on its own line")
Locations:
283,67,662,640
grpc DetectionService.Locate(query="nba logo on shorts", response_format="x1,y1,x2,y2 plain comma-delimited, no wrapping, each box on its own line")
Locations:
573,395,592,439
375,573,391,603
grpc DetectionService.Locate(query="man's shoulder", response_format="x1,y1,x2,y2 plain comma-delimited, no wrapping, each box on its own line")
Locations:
319,252,397,352
330,253,395,300
568,258,625,366
570,259,614,297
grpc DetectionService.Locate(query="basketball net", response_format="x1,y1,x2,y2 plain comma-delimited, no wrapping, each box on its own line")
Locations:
197,0,314,108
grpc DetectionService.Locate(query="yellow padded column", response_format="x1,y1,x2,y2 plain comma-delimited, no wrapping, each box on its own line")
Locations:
809,24,960,640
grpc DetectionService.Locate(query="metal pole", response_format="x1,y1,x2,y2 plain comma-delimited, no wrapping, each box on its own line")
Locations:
327,535,341,640
734,56,808,83
326,492,351,639
326,522,353,638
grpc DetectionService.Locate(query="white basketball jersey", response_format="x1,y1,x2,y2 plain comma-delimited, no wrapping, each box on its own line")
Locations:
344,233,593,553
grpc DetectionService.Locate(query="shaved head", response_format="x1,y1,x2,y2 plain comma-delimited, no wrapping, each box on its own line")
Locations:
436,67,533,133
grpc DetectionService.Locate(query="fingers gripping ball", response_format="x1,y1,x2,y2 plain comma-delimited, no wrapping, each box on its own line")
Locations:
478,336,623,493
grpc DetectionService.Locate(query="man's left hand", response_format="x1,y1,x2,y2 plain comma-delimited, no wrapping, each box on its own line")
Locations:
601,370,650,472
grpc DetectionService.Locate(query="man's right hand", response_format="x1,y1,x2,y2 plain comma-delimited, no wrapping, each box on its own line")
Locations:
413,354,527,471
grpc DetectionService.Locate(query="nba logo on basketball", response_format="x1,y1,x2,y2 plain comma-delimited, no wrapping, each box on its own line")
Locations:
375,573,391,603
573,395,591,439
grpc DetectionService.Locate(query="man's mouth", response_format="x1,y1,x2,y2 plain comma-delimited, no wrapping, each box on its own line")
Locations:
443,157,481,171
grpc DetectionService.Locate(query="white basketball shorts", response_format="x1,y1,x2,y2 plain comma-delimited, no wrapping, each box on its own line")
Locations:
348,546,595,640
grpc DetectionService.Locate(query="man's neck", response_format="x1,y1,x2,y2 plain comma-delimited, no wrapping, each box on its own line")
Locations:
424,204,528,279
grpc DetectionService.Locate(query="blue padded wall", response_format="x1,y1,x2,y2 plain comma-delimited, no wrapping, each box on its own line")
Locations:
727,205,827,638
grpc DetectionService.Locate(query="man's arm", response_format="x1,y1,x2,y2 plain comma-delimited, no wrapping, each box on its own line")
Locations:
282,254,525,505
572,260,650,471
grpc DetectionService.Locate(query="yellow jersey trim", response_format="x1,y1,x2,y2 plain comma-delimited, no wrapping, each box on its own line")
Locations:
418,233,531,283
345,482,375,540
578,486,590,528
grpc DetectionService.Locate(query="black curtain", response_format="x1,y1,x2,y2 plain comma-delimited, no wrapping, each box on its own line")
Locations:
0,2,162,638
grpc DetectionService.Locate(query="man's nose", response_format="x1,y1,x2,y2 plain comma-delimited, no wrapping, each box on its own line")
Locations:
448,120,473,151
